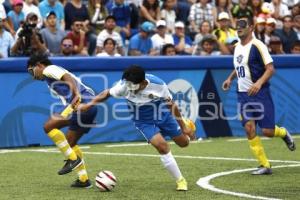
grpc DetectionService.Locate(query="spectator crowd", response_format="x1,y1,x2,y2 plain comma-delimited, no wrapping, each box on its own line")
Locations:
0,0,299,58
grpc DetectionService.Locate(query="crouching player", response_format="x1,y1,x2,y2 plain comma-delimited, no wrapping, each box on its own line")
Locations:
78,65,195,191
27,54,97,188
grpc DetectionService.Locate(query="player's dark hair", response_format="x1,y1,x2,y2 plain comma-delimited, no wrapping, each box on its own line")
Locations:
161,43,175,55
238,15,254,26
105,15,116,23
122,65,145,84
292,40,300,49
27,53,52,69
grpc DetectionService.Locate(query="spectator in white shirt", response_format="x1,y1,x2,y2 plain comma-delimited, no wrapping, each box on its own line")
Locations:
96,38,121,57
96,15,124,55
151,20,174,52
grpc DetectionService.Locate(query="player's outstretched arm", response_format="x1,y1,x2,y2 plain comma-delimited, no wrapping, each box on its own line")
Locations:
78,89,111,112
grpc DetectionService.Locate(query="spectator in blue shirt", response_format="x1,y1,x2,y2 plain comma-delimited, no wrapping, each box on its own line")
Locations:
39,0,65,30
7,0,25,32
128,21,157,56
172,21,193,55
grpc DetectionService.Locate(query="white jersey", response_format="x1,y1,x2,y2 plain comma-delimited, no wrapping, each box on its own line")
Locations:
109,74,172,105
233,38,273,92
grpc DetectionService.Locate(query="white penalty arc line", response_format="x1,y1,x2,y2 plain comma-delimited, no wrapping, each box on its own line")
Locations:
196,164,300,200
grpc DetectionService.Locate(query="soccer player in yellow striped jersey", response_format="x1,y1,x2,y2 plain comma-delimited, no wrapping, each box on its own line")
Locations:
27,54,97,188
222,16,296,175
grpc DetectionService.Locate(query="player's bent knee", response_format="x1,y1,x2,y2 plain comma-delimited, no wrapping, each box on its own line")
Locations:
155,142,169,154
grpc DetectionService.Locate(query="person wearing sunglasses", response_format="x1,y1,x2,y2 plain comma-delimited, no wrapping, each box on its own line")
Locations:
222,16,295,175
78,65,196,191
26,53,98,188
59,36,75,56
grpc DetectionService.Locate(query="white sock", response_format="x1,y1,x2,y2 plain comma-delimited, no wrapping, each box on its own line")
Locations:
160,151,182,181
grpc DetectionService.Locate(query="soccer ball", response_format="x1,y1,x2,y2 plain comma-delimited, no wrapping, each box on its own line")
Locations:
95,170,117,192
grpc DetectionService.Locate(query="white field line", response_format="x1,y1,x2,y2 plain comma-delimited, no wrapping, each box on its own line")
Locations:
105,140,211,148
228,135,300,142
227,138,270,142
1,149,299,164
1,148,299,199
197,164,300,200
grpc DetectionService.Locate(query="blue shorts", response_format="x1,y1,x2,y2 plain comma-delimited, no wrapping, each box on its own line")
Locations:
134,111,181,142
54,98,98,134
238,87,274,129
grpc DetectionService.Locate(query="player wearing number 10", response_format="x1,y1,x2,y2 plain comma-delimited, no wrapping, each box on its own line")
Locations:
222,16,295,175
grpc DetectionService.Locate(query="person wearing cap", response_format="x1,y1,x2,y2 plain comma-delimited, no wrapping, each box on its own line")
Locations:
22,0,43,28
78,65,196,191
38,0,65,30
222,16,295,176
96,15,124,56
7,0,25,32
172,21,193,55
151,20,174,52
254,17,265,42
40,11,66,55
264,17,277,45
11,11,48,56
128,21,157,56
212,12,236,44
0,15,14,58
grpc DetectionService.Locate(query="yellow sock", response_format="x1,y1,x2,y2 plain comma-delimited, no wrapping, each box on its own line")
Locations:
48,129,77,161
248,136,270,168
274,125,287,138
73,145,88,182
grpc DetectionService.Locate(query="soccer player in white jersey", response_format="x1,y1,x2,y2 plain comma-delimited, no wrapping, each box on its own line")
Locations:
79,65,195,191
222,16,295,175
27,54,97,188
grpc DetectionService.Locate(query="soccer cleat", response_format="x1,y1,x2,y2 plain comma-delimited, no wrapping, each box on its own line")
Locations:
176,177,188,191
282,128,296,151
58,157,82,175
71,179,92,188
251,166,272,175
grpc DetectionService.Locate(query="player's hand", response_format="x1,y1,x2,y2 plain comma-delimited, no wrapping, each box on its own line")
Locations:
182,126,195,140
222,79,231,91
248,82,262,96
71,95,81,109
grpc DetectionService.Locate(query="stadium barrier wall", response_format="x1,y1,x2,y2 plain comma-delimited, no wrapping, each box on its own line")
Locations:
1,56,300,148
